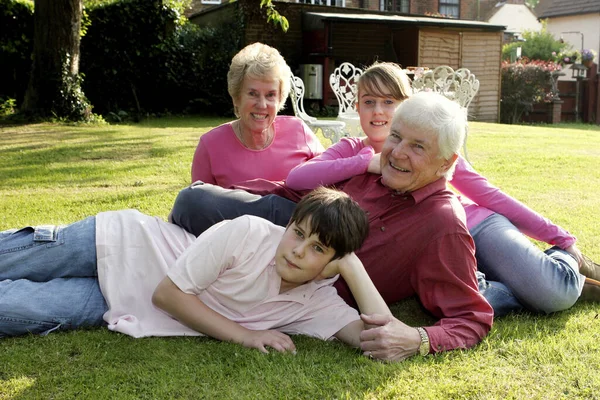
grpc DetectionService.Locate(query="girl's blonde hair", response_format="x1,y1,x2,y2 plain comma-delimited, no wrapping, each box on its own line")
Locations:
357,62,412,101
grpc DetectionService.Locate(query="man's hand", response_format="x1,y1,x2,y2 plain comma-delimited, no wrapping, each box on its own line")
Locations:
359,314,421,362
241,330,296,354
367,153,381,174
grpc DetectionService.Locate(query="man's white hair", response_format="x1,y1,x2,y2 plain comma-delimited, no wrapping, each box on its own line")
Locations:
393,91,466,179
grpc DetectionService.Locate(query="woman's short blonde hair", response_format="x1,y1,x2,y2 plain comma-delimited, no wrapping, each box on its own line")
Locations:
227,42,292,117
357,62,412,102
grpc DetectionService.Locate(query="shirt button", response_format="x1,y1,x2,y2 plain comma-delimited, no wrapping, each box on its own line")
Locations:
380,226,386,232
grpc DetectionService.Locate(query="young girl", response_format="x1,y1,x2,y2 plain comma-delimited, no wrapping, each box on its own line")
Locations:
286,61,600,317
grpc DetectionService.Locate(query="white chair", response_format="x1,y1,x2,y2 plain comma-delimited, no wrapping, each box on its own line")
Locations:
290,75,346,143
412,66,480,161
329,62,363,137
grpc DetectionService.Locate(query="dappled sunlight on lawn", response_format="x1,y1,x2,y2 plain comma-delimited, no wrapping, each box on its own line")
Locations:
0,376,36,399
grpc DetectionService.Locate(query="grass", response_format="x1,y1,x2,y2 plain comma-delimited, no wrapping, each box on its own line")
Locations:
1,118,600,399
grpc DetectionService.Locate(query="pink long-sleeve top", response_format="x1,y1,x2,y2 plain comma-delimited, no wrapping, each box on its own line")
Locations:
286,137,576,249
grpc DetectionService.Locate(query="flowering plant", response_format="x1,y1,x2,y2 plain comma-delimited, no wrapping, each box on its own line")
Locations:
552,49,580,65
501,58,560,124
581,49,597,63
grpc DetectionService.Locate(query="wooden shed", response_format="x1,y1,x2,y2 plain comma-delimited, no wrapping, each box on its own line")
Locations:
190,1,505,122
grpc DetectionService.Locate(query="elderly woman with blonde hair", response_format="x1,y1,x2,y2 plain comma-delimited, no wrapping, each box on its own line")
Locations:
190,42,324,188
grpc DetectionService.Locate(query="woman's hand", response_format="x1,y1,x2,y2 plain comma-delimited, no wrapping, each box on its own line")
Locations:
241,329,296,354
565,244,583,266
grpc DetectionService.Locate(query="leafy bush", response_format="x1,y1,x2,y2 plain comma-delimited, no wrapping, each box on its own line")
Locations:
500,58,561,124
0,0,34,105
80,0,242,117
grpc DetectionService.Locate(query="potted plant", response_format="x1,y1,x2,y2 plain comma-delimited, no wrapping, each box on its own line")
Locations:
581,49,597,68
556,49,580,65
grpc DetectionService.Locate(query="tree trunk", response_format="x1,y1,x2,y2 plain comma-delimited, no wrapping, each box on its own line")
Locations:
22,0,91,120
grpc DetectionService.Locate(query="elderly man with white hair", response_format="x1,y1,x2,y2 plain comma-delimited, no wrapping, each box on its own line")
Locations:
170,92,493,362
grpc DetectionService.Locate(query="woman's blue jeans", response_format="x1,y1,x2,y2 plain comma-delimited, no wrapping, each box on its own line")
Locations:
472,213,584,317
0,216,107,338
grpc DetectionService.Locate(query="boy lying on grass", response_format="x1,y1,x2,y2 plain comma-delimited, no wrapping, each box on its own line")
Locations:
0,187,391,354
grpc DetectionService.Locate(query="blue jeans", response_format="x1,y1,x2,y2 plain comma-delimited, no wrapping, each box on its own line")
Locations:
472,213,584,317
0,216,107,337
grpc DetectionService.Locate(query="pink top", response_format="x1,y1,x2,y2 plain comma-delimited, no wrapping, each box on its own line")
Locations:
96,211,358,339
286,137,576,249
191,116,324,187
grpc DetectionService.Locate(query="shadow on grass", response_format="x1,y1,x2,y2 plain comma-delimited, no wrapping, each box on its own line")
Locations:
0,131,194,188
127,115,231,129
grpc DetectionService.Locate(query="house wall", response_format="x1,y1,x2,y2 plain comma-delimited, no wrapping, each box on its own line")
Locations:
418,29,502,122
545,14,600,81
487,4,541,36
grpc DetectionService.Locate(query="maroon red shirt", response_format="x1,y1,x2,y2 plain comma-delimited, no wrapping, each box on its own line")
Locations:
233,174,493,353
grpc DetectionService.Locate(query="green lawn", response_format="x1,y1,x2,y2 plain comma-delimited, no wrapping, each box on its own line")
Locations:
1,118,599,399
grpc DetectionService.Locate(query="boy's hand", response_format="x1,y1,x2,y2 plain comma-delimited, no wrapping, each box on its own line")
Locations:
241,329,296,354
317,252,361,280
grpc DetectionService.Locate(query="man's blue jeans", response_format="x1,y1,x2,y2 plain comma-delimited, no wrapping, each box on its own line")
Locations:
473,213,584,317
0,216,107,337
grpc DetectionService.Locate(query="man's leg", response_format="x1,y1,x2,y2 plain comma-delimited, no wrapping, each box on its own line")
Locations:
0,216,97,281
0,277,107,338
471,213,583,316
169,182,297,236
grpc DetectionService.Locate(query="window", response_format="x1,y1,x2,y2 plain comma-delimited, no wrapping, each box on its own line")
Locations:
297,0,345,6
439,0,459,18
383,0,409,13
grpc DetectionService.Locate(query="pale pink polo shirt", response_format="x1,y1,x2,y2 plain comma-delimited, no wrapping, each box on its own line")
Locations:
96,211,358,339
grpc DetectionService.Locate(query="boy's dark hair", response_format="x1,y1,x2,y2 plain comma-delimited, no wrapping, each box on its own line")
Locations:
289,187,369,259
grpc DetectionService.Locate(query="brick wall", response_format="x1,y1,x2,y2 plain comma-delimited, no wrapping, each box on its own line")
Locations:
189,0,486,20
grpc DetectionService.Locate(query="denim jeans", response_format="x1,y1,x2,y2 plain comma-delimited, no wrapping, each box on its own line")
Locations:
472,213,584,317
0,216,107,337
170,181,296,236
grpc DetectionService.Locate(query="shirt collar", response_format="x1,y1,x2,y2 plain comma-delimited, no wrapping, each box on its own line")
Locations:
376,176,448,205
269,272,340,305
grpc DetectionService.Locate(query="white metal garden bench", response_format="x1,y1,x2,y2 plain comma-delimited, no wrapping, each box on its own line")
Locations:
329,62,363,137
290,75,346,143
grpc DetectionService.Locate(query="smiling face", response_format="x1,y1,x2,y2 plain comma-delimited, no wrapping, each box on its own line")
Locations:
274,219,336,292
380,119,457,193
233,76,280,135
356,80,404,147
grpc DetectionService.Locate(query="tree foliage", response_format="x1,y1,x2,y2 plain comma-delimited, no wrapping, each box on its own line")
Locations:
502,22,567,62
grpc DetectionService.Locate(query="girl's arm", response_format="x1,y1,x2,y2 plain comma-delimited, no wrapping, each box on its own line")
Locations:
450,156,576,248
286,138,374,190
321,254,392,347
152,277,296,353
